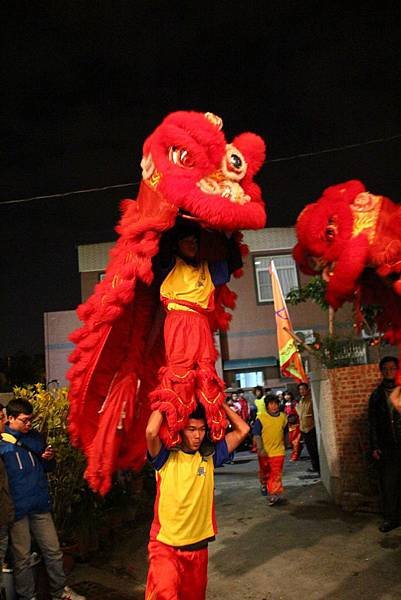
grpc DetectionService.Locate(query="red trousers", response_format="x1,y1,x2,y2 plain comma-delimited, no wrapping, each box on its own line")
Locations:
151,310,227,444
164,310,217,370
145,540,208,600
258,455,285,495
288,425,302,461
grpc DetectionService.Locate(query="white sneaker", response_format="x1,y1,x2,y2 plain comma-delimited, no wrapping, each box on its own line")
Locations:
52,586,86,600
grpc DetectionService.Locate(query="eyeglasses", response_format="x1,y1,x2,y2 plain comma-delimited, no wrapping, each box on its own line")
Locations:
16,417,33,425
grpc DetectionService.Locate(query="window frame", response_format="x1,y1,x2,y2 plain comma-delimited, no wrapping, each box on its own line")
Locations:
252,251,300,305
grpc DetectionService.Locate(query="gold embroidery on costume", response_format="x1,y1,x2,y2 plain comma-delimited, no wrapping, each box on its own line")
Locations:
351,193,382,243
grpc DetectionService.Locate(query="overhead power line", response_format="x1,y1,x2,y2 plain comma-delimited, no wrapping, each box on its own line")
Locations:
269,133,401,163
2,132,400,206
0,181,140,206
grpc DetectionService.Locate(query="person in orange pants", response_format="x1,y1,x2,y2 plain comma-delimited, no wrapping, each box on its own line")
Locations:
252,394,287,505
145,402,249,600
146,540,208,600
150,223,242,446
283,391,302,461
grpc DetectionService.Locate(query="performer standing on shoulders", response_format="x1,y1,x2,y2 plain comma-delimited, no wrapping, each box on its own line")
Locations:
151,220,242,446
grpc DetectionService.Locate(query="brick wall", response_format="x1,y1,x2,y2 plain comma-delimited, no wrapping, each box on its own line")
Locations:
314,364,381,511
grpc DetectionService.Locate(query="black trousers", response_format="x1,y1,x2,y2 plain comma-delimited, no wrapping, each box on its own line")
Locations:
379,451,401,522
303,427,320,473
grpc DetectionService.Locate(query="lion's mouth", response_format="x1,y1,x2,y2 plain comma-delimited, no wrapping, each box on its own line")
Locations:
322,263,335,281
179,209,200,222
197,175,250,206
307,256,335,280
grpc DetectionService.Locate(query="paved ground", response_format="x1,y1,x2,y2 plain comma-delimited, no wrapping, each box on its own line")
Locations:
67,451,401,600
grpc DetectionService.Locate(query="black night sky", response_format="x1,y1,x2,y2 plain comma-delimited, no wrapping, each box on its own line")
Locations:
2,2,401,355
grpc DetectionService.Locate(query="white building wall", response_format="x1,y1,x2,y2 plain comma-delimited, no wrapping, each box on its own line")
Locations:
44,310,80,386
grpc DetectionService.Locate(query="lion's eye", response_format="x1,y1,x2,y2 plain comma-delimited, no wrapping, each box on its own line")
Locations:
325,225,337,241
168,146,194,168
221,144,247,180
230,153,242,170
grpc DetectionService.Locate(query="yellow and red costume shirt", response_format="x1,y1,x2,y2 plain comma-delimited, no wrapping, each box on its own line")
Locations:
252,412,287,457
160,257,230,313
149,441,229,548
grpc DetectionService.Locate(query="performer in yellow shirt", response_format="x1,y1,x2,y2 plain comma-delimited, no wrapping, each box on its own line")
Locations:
252,394,287,505
145,402,249,600
150,222,240,446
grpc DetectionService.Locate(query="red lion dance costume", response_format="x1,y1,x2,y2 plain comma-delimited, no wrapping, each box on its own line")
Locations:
293,179,401,382
67,111,266,494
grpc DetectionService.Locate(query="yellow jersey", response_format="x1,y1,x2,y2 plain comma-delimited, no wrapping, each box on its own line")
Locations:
255,412,287,457
160,257,215,312
149,442,228,548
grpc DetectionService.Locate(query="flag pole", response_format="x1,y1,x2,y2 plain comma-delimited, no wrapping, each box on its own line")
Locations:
283,327,316,355
269,260,308,383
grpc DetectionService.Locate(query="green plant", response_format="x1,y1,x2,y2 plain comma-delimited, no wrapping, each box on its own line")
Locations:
286,276,329,311
12,384,148,552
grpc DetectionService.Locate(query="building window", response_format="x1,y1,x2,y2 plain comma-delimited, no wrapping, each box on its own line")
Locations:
235,371,264,389
253,255,299,303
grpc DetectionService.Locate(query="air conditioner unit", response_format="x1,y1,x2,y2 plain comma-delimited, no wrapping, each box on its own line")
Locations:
294,329,315,344
361,327,378,339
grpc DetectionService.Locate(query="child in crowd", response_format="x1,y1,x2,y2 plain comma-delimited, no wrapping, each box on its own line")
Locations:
237,390,250,423
252,394,287,505
283,391,302,461
253,386,266,417
227,392,242,415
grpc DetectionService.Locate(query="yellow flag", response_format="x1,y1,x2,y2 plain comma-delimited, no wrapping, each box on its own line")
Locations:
269,261,308,383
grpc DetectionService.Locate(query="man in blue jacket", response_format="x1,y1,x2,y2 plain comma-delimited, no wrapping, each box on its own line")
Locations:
0,398,85,600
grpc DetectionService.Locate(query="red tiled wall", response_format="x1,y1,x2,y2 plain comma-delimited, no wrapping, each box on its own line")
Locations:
323,364,381,509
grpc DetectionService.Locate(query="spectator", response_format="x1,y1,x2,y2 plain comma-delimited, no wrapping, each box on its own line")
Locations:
368,356,401,533
283,391,302,461
236,390,250,422
145,402,249,599
0,398,85,600
227,392,242,415
252,394,287,505
276,391,285,412
0,403,14,600
297,383,320,475
253,385,267,417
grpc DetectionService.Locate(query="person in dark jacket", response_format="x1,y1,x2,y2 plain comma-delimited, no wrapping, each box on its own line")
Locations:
0,403,14,600
297,383,320,475
0,398,85,600
368,356,401,533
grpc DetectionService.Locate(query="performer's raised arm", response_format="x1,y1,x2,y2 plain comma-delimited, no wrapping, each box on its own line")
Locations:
223,402,250,454
145,410,163,458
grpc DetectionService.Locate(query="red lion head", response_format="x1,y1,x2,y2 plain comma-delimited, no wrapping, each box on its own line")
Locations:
139,111,266,230
67,111,267,494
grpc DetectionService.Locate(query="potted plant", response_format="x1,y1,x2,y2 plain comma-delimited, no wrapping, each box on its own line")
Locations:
12,384,146,561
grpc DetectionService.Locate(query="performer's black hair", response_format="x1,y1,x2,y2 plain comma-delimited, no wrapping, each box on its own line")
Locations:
264,393,279,409
189,403,206,421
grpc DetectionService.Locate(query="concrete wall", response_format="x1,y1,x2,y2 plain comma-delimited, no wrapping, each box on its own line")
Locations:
44,310,80,386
